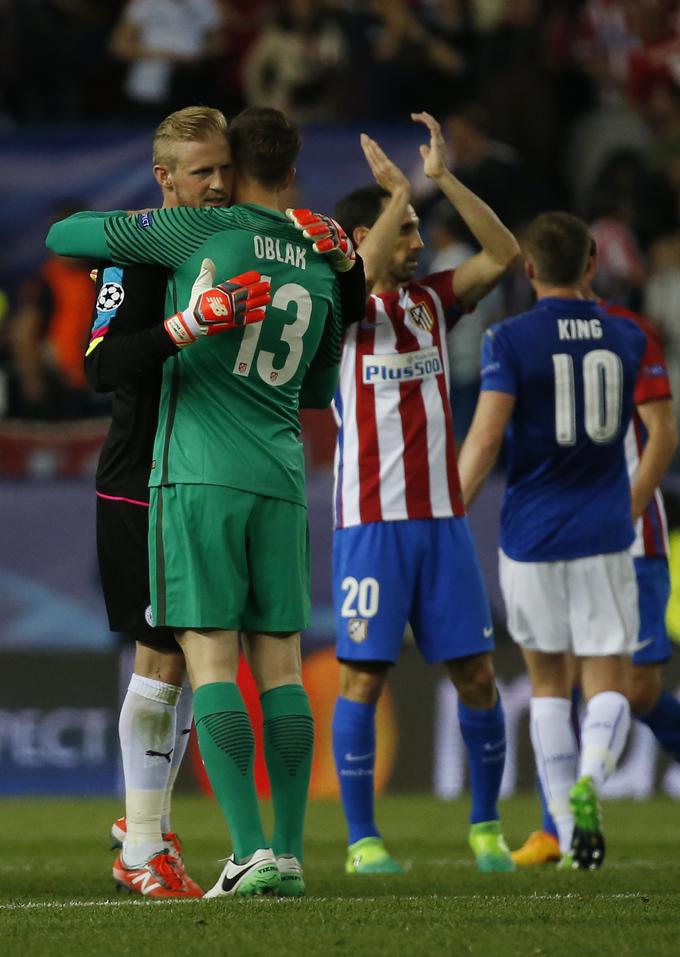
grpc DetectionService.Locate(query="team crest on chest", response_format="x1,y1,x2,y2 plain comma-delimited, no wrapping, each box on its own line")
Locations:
407,301,434,333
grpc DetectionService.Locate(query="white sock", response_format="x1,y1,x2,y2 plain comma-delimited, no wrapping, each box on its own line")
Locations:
160,684,193,834
119,673,181,865
530,697,578,854
580,691,631,791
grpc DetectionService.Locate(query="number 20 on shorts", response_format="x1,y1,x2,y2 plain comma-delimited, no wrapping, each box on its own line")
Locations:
341,577,380,618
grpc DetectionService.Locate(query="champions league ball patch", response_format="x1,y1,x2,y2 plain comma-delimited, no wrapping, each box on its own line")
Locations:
97,282,124,313
347,618,368,643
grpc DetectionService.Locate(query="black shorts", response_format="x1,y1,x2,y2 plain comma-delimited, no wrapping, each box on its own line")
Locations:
96,494,178,651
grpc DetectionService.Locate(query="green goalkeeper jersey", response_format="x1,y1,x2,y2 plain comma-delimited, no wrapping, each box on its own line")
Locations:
47,204,342,505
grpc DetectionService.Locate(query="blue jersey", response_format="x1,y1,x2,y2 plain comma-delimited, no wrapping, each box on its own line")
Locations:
480,296,646,561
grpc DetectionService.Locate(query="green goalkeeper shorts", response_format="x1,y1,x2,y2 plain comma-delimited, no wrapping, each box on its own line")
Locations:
149,484,310,633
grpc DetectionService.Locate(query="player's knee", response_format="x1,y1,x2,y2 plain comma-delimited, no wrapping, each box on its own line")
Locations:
134,642,185,686
447,655,496,709
339,662,388,704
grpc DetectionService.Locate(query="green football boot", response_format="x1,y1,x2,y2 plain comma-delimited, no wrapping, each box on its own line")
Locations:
556,851,576,870
569,775,605,870
277,854,305,897
345,837,403,874
469,821,516,873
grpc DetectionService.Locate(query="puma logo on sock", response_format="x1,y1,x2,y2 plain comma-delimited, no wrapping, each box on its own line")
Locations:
145,748,173,763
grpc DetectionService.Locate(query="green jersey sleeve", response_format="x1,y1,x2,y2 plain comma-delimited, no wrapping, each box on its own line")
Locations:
46,207,236,269
46,210,126,260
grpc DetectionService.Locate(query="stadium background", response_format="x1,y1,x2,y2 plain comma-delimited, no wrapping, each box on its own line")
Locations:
3,0,680,805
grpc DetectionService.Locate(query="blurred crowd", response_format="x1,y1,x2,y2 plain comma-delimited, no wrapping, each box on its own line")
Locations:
3,0,680,443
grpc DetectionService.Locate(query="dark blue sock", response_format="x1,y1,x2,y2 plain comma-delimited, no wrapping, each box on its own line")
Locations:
537,773,558,838
458,694,506,824
638,691,680,762
332,697,380,845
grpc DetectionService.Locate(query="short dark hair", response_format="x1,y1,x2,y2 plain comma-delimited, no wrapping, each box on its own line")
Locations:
228,107,302,190
334,185,391,241
523,211,592,286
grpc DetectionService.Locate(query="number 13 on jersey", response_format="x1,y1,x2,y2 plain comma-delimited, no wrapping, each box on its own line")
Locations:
233,280,311,385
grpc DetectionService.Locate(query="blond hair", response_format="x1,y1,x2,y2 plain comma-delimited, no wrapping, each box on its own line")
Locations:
153,106,229,169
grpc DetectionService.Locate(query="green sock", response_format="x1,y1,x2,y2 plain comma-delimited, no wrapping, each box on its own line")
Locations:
261,684,314,861
193,681,265,861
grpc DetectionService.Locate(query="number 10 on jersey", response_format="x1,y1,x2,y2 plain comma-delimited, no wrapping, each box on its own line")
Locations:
553,349,623,446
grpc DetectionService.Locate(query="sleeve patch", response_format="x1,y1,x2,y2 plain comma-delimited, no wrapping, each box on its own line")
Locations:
136,211,154,230
96,282,125,313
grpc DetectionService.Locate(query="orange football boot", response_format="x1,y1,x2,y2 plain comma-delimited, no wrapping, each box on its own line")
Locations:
511,830,561,866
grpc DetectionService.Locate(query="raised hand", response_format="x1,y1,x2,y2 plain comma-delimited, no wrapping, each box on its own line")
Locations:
411,111,447,180
360,133,411,196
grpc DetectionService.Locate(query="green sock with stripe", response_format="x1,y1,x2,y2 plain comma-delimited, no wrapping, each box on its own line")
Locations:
261,684,315,861
193,681,266,862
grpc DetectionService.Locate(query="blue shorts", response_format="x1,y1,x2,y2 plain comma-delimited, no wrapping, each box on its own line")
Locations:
633,556,671,665
333,517,494,665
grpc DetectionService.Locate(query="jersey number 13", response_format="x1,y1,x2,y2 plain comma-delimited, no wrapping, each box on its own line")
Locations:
232,281,310,386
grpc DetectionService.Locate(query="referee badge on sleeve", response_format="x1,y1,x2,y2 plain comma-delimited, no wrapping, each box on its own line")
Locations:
347,618,368,643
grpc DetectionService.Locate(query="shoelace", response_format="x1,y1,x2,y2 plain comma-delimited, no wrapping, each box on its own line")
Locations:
151,852,185,891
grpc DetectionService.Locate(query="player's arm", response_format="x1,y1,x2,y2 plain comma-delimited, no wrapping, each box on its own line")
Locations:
458,390,515,506
84,265,178,392
300,293,343,408
458,324,518,505
86,261,270,389
630,317,678,521
336,254,366,327
631,399,678,522
46,207,216,269
46,211,127,260
412,112,519,307
299,358,339,409
354,133,412,292
286,208,368,326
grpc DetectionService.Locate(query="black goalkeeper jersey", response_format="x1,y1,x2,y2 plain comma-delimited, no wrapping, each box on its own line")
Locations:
85,256,366,503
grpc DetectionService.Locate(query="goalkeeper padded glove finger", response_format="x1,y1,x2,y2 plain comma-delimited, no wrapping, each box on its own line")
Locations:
286,208,356,273
164,266,271,348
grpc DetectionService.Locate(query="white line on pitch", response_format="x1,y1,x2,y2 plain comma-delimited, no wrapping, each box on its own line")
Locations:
0,892,656,911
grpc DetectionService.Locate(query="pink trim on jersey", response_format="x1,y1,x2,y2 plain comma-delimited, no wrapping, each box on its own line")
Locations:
333,279,465,528
96,491,150,508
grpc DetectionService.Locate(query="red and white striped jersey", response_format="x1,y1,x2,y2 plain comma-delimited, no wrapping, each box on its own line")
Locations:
601,300,671,559
332,271,467,528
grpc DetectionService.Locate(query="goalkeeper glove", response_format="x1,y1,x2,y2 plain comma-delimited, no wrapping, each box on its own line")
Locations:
285,208,356,273
164,258,271,348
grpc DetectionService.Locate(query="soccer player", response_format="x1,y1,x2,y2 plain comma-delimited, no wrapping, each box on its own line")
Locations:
85,105,269,898
47,107,356,898
458,211,650,869
331,112,520,874
511,241,679,867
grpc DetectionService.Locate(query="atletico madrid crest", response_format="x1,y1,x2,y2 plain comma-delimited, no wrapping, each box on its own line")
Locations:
347,618,368,643
407,301,434,333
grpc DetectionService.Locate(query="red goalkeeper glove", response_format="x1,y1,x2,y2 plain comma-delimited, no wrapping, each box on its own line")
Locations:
285,208,356,273
164,258,271,348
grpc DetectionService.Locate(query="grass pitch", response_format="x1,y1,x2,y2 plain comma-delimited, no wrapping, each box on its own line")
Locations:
0,795,678,957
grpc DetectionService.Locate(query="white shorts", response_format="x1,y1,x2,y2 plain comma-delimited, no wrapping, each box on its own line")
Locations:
498,549,639,656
